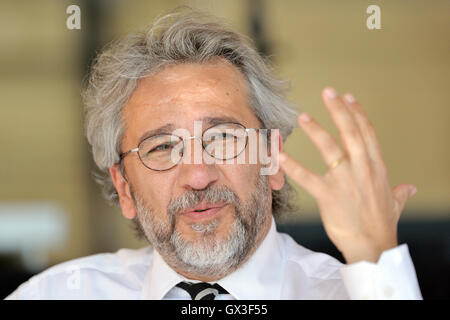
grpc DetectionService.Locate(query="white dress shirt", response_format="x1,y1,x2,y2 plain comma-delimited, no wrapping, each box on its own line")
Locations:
5,217,423,300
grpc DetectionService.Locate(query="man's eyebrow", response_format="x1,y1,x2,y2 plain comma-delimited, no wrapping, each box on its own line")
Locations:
137,115,243,144
137,123,176,144
201,116,242,127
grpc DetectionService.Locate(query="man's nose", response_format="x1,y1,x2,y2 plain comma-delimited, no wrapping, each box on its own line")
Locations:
177,137,219,190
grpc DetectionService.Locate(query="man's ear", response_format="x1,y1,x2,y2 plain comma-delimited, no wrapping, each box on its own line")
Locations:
109,164,137,219
268,130,285,191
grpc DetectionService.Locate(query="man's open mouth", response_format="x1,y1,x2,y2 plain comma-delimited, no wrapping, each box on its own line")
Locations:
181,203,227,219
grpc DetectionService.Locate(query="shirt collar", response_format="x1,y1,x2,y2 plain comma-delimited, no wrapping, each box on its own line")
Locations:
141,216,285,300
141,248,184,300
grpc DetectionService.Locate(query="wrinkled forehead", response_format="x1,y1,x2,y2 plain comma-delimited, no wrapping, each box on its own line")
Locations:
121,60,262,147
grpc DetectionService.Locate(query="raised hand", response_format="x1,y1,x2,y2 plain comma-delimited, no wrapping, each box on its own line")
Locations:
279,87,417,264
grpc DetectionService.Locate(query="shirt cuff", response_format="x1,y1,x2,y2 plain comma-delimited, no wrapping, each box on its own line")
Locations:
339,243,423,300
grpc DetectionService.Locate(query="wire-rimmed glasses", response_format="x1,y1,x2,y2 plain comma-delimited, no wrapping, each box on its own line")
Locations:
119,122,257,172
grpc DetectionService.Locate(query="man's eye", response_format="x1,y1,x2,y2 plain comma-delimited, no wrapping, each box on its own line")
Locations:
147,143,174,155
211,133,235,140
159,143,174,150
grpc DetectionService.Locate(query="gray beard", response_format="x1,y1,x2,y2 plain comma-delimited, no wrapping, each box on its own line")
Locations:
131,174,271,279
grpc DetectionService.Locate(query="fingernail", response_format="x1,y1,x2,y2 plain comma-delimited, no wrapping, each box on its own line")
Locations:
279,153,287,163
299,112,311,123
324,87,338,99
409,186,418,197
344,93,356,104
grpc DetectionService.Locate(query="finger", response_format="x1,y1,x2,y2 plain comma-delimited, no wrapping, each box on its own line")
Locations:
278,152,326,198
297,112,346,168
392,184,417,217
342,93,387,171
322,87,369,163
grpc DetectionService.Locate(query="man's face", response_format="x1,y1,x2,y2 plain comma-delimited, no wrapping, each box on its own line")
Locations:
111,59,284,279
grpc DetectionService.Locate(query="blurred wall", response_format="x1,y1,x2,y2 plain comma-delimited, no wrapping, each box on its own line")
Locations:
0,0,449,269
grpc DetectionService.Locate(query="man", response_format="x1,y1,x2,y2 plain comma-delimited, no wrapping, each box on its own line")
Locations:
6,9,422,300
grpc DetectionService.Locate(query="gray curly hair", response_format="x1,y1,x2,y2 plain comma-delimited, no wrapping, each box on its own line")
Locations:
83,7,299,219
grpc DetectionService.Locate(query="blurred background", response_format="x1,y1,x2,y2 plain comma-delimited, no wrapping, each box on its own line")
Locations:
0,0,448,299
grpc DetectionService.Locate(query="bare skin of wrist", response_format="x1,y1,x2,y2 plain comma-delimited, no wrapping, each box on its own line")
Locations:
339,237,398,264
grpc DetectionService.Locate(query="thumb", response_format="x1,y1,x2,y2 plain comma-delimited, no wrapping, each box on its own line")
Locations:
392,184,417,215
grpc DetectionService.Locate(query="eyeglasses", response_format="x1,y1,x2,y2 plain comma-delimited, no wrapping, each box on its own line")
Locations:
119,122,261,172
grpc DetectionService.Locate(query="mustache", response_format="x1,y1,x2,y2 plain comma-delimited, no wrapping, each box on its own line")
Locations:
167,185,240,218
